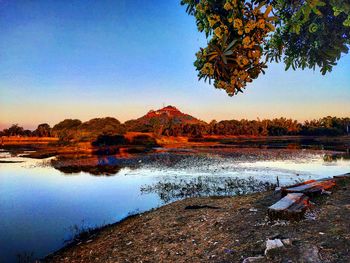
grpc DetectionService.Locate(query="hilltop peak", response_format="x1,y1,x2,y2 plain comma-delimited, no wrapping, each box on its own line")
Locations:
161,105,179,111
145,105,184,118
125,105,204,132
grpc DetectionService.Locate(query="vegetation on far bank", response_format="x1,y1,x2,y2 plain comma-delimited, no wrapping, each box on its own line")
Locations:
1,106,349,147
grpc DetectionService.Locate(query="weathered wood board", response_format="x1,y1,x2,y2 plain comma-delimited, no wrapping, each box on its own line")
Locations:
333,173,350,179
268,173,348,221
281,179,336,196
268,193,310,220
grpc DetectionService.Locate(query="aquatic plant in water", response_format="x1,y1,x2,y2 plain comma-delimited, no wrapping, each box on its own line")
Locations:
141,176,276,203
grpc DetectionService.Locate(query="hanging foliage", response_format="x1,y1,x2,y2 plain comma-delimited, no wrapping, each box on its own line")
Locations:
181,0,350,96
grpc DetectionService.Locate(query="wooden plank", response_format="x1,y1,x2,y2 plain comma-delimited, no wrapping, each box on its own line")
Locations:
269,193,304,211
333,173,350,179
268,193,310,220
282,179,336,196
285,180,316,188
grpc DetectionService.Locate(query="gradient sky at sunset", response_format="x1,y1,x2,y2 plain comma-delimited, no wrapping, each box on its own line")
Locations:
1,0,349,129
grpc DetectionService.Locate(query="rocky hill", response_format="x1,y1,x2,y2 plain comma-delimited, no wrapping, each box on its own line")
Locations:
125,106,205,132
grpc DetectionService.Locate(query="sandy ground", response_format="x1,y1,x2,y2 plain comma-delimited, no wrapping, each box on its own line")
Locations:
45,178,350,263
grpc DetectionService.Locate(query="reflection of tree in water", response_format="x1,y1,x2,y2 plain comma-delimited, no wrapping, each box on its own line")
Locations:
323,152,350,162
54,164,122,176
51,155,135,176
141,176,275,203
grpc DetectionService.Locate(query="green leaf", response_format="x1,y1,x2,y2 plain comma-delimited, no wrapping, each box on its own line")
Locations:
225,39,238,52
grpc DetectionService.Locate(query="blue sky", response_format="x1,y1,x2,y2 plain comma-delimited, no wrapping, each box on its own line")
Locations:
0,0,349,129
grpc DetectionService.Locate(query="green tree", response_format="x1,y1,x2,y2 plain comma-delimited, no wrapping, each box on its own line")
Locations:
51,119,82,141
2,124,25,136
34,123,51,137
181,0,350,96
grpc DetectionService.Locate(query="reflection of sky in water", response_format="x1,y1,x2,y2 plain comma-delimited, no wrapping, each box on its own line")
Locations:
0,150,349,262
1,158,160,262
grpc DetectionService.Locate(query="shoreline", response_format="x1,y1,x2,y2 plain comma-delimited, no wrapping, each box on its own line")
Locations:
1,135,349,159
44,177,350,263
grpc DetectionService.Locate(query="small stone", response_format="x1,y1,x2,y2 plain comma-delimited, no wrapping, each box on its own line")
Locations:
265,239,284,256
282,239,291,246
224,249,234,254
242,256,265,263
249,208,258,212
305,211,317,221
300,244,321,263
319,232,325,235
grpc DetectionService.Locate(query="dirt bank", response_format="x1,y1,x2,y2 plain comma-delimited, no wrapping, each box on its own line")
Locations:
45,178,350,263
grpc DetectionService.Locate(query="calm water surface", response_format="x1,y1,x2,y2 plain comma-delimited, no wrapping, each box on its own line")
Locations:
0,147,349,262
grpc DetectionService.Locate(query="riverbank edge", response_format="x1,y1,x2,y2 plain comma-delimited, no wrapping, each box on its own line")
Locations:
44,176,350,263
2,135,349,159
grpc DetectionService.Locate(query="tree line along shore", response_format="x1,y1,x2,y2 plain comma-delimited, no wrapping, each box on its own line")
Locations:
1,114,349,146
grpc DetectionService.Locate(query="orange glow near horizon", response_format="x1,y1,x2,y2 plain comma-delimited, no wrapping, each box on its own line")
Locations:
1,99,349,130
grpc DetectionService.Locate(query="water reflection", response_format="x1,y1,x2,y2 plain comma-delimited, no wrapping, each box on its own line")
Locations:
1,147,349,262
50,150,350,177
323,152,350,162
54,164,123,175
51,155,137,176
141,176,276,203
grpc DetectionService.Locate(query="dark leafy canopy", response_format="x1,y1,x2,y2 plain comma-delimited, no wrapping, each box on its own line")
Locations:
34,123,51,137
181,0,350,96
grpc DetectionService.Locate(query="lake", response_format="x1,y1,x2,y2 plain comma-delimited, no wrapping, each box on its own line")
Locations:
0,146,349,262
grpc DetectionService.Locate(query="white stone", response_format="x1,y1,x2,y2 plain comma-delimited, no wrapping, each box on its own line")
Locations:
242,256,265,263
265,239,284,255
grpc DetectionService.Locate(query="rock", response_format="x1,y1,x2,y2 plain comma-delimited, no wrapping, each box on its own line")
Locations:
304,210,317,221
300,244,322,263
321,190,332,195
282,238,292,246
242,256,265,263
249,208,258,212
224,249,234,254
265,239,284,256
271,220,289,226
